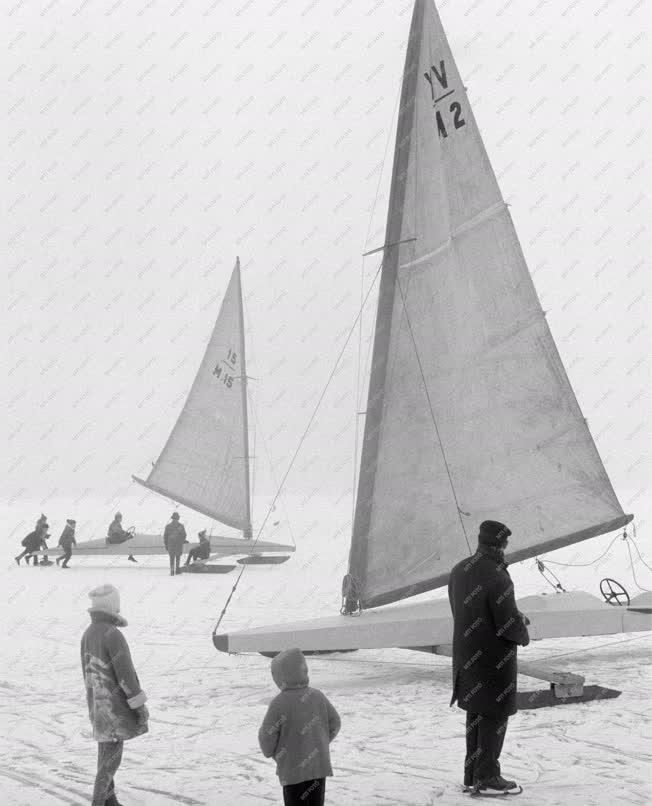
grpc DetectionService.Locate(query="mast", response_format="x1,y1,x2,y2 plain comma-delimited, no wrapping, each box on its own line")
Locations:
347,0,425,607
236,257,253,540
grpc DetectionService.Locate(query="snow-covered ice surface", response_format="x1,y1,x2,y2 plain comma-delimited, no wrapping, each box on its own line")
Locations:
1,496,651,805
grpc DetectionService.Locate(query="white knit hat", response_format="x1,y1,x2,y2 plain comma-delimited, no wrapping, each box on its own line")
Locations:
88,584,127,627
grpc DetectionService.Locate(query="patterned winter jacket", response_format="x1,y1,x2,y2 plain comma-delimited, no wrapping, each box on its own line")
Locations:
80,613,148,742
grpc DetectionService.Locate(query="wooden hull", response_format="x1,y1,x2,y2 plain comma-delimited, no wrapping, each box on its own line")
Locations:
33,533,295,559
213,591,652,653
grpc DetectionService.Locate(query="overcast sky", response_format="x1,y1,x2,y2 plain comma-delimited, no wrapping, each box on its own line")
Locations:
3,0,649,531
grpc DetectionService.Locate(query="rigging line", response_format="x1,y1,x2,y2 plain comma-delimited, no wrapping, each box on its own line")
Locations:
534,558,566,592
394,276,472,554
542,533,621,567
213,259,385,635
240,289,295,548
248,385,297,548
625,537,651,593
630,527,652,574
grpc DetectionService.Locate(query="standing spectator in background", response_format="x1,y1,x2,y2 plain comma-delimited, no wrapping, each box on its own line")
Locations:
163,512,187,576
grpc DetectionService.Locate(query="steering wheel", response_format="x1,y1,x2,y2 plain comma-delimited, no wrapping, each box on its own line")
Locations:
599,577,630,607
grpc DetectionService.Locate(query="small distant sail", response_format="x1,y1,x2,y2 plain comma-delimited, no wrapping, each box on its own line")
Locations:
134,259,251,533
349,0,631,609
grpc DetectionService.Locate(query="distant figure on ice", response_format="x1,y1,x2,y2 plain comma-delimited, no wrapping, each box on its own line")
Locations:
35,513,54,565
163,511,187,576
448,520,530,796
15,515,49,566
259,648,341,806
56,519,77,568
81,584,149,806
106,512,137,563
35,514,54,565
184,529,211,566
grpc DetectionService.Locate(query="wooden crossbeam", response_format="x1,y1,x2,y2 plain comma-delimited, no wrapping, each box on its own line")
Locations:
411,643,585,688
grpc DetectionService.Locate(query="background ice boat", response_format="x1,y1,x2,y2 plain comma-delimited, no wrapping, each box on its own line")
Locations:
35,259,294,567
133,257,294,566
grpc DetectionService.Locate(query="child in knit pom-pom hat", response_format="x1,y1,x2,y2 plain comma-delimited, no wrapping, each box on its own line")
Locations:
81,584,149,806
258,648,341,806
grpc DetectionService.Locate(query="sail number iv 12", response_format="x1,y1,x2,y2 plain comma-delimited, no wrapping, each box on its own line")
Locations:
424,60,466,138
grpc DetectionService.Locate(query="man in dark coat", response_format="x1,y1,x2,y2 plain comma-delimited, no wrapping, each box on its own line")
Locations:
163,512,187,575
56,519,77,568
448,520,530,795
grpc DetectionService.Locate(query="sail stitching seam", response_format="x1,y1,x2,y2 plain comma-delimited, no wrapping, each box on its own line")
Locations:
398,200,506,270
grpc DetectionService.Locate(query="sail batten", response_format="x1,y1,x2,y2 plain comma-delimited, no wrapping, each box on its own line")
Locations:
136,259,252,532
348,0,631,610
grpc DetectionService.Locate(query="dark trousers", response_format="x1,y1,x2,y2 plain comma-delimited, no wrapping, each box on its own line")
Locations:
92,740,123,805
283,778,325,806
168,550,182,575
57,548,72,566
185,547,205,565
15,549,37,564
464,712,508,785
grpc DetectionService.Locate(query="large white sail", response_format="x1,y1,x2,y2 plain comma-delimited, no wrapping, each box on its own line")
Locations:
134,259,251,533
349,0,631,609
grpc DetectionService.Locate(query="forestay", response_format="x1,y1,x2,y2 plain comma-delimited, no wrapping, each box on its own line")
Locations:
134,259,251,533
349,0,631,610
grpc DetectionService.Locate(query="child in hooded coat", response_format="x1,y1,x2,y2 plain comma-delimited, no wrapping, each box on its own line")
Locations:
258,648,341,806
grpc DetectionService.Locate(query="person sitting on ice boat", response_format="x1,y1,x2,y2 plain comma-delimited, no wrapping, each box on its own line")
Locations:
448,520,530,796
184,529,211,566
259,648,341,806
163,511,187,576
106,512,137,563
15,516,49,566
81,584,149,806
56,518,77,568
